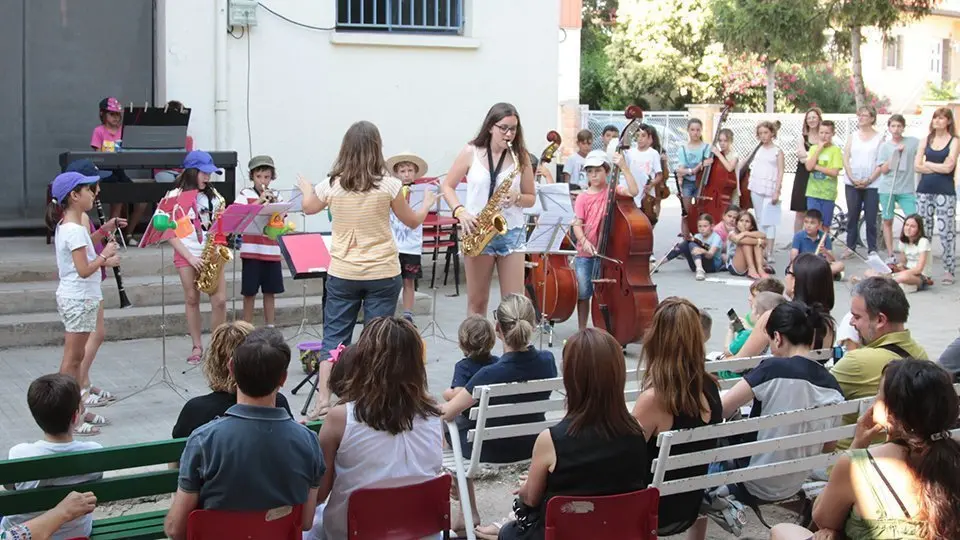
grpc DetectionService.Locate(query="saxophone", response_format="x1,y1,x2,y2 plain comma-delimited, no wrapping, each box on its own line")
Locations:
460,142,521,257
195,188,232,294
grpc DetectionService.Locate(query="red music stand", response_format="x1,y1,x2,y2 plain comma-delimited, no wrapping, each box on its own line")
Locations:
279,232,332,415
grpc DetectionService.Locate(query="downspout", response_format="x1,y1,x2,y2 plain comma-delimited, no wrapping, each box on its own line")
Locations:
214,0,228,150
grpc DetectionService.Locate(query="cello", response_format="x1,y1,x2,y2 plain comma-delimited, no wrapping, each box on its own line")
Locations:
685,98,738,232
525,131,577,326
737,143,761,210
591,106,659,346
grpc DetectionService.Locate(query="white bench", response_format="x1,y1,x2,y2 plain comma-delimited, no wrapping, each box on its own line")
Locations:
441,349,833,539
649,383,960,525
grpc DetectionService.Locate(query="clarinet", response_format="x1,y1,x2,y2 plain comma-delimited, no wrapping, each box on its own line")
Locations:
94,198,132,308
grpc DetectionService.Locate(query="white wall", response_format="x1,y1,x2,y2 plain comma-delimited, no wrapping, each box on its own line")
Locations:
157,0,560,230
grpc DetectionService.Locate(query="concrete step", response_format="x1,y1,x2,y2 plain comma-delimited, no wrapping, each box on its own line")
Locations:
0,291,436,349
0,272,325,315
1,239,174,283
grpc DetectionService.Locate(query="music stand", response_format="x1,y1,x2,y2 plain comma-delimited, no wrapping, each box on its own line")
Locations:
412,183,457,356
279,232,330,415
525,211,576,348
119,189,199,402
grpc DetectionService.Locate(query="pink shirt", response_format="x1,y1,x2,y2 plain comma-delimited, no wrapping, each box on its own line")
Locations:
90,125,122,152
713,223,732,243
574,189,610,257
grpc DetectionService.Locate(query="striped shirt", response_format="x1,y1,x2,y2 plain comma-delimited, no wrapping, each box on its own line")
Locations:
315,175,402,280
234,188,282,262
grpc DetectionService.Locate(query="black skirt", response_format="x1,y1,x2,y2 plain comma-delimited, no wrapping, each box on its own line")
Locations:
790,159,810,212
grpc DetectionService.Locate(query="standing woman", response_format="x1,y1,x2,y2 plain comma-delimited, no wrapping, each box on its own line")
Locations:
747,121,785,263
914,107,958,285
787,108,822,243
842,106,883,257
298,121,436,417
441,103,536,316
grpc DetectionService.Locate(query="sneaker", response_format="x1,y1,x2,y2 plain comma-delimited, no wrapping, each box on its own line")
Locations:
695,269,706,281
868,251,879,259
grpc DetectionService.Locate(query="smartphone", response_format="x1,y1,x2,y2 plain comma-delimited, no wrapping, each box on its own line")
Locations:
727,308,745,333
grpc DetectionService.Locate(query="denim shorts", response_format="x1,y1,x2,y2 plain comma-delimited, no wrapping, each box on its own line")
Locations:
681,179,698,198
479,227,525,257
574,256,599,299
57,297,100,333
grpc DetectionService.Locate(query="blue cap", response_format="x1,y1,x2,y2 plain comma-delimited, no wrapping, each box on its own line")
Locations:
182,150,223,175
51,172,100,204
65,159,112,179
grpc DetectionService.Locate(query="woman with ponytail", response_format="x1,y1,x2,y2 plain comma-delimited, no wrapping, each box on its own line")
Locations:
440,293,557,535
772,359,960,540
720,301,844,504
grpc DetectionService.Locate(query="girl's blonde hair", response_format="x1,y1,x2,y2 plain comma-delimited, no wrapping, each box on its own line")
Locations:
756,120,781,138
203,321,255,393
494,293,537,350
458,315,496,360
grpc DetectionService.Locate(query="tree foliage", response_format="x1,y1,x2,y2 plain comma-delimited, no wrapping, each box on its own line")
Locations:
605,0,726,110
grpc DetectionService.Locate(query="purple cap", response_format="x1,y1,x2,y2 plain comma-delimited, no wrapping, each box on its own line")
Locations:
51,172,100,204
183,150,223,175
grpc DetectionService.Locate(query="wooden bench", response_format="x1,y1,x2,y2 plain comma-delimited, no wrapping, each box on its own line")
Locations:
0,420,322,540
649,384,960,527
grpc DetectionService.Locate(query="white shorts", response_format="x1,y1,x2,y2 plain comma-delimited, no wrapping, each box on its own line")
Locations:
57,297,100,333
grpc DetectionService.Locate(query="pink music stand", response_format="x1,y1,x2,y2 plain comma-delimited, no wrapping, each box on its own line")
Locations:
139,189,198,248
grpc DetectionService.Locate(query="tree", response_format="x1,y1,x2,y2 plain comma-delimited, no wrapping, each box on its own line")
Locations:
605,0,726,110
712,0,828,112
827,0,937,109
580,1,620,109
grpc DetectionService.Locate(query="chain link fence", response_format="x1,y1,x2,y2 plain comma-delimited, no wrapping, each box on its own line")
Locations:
582,110,929,174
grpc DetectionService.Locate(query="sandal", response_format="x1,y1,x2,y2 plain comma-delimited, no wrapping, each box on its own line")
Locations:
306,397,330,422
82,391,110,408
187,346,203,365
74,422,101,436
84,412,110,426
943,274,955,286
89,386,116,402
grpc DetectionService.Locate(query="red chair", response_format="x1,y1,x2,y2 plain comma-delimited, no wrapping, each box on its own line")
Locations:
186,504,303,540
347,474,452,540
544,487,660,540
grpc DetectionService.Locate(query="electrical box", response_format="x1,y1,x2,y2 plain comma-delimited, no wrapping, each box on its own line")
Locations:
228,0,258,27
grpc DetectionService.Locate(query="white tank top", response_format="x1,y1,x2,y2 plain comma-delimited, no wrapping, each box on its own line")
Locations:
747,144,781,197
847,131,882,186
319,402,443,540
464,145,524,230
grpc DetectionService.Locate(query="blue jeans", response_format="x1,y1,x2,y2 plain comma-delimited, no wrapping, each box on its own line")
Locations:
574,256,599,299
845,185,879,252
668,241,719,273
320,275,401,359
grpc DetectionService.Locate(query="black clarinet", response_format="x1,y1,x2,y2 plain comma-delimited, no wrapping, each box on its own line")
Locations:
94,198,132,308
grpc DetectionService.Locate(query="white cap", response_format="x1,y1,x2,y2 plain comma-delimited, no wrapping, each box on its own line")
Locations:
583,149,611,169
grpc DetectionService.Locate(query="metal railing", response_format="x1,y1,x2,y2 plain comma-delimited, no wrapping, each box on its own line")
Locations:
336,0,464,34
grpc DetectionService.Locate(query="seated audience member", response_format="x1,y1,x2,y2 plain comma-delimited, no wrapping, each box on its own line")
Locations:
171,321,292,439
700,309,713,343
495,329,649,540
443,315,499,402
731,253,836,359
719,302,844,505
863,214,932,293
727,210,770,279
725,292,786,357
714,205,740,266
164,328,323,540
790,209,844,277
664,213,725,280
771,359,960,540
831,276,928,451
633,298,723,540
836,311,861,352
939,334,960,380
306,317,443,540
745,277,785,330
326,344,358,402
1,375,103,540
0,491,97,540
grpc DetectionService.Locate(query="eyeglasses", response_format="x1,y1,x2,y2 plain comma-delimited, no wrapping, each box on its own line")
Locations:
494,123,518,134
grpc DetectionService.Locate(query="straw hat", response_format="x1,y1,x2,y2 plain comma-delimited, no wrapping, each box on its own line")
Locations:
385,152,428,179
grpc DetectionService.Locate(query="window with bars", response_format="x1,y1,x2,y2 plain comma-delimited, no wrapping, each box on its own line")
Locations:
336,0,464,34
883,36,903,70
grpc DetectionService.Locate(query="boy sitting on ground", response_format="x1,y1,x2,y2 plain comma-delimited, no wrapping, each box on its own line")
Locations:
790,209,844,278
1,374,103,540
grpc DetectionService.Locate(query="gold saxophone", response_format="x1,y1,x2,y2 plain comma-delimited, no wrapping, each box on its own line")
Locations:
461,142,521,257
195,188,232,294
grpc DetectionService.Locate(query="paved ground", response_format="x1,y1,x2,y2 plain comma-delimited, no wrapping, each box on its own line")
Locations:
1,176,957,538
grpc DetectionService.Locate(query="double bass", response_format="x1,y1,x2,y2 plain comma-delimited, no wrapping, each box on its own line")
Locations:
591,106,659,346
685,98,737,232
525,131,577,325
737,143,761,210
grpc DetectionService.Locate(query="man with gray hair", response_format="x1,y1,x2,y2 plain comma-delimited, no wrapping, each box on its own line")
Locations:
831,276,928,450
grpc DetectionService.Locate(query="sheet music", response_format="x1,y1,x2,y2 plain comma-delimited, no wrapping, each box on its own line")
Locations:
536,183,574,215
439,184,468,212
761,202,782,228
865,252,893,274
274,189,304,213
525,212,576,253
243,202,294,234
407,183,439,210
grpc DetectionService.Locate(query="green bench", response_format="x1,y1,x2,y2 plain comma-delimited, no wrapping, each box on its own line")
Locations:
0,420,323,540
